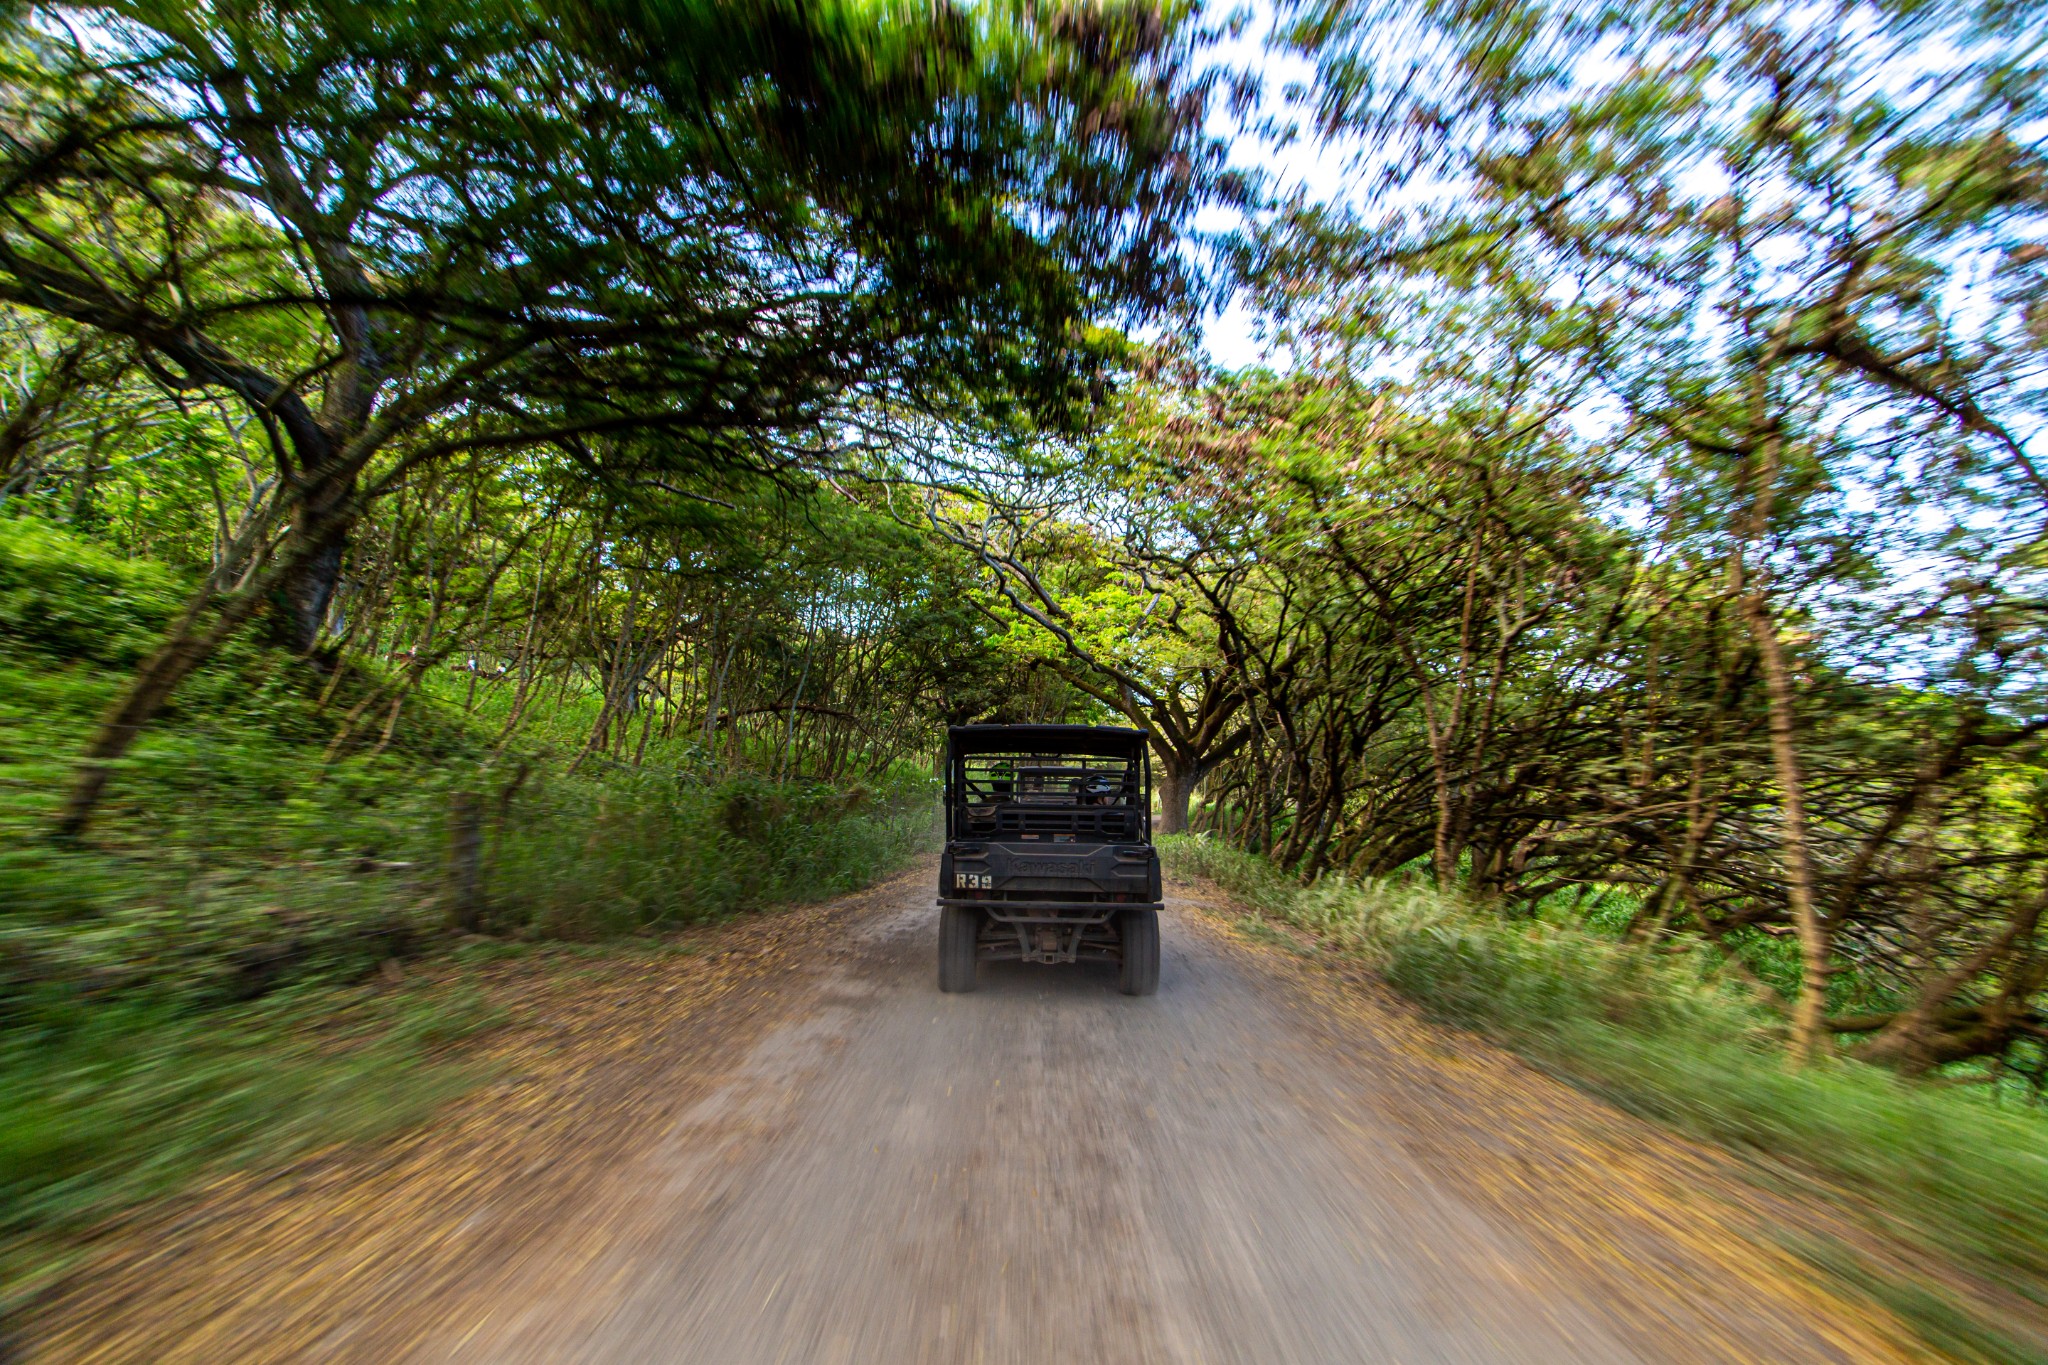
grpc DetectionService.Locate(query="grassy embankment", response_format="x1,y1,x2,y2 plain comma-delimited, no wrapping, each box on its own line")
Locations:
1161,835,2048,1365
0,516,934,1300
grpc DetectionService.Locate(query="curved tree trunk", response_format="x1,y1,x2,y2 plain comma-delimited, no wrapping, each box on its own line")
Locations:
52,517,345,839
1745,591,1829,1065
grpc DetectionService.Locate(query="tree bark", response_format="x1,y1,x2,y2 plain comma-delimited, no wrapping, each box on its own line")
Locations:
1154,752,1199,835
1744,591,1829,1064
276,468,360,653
1860,885,2046,1074
1730,322,1826,1064
446,791,486,933
52,522,332,838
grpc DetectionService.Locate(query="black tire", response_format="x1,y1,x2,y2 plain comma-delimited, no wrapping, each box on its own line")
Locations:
1117,908,1160,996
938,904,981,993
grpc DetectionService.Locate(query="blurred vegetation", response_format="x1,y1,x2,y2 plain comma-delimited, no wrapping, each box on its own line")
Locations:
943,0,2048,1097
0,0,1213,1300
0,985,496,1304
0,515,939,973
0,516,942,1300
5,0,2046,1350
1164,836,2048,1362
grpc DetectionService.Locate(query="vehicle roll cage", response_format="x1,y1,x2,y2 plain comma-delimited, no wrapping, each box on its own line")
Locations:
943,724,1153,844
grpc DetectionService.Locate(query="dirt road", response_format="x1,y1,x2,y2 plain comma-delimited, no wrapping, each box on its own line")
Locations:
29,868,1917,1363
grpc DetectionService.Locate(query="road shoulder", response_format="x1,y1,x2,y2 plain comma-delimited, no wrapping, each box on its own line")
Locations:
19,865,931,1364
1168,876,1929,1365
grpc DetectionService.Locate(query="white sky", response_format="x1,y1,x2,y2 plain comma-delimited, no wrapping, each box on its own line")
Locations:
1191,2,1354,370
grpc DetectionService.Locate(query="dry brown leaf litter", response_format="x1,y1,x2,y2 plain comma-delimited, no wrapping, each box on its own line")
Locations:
19,867,1980,1363
21,867,927,1363
1176,888,1938,1363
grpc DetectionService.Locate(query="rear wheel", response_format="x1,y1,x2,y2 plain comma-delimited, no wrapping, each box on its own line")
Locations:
1117,908,1159,996
938,905,981,993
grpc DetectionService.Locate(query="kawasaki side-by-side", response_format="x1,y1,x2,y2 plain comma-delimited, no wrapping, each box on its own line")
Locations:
936,724,1162,996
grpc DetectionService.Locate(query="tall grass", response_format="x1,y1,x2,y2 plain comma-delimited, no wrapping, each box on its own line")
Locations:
1162,836,2048,1324
0,981,499,1306
483,768,935,937
0,513,936,993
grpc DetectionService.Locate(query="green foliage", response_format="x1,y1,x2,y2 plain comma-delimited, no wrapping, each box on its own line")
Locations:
0,674,929,1009
0,527,936,1289
1167,835,1774,1049
0,517,183,665
479,769,935,938
1169,0,2048,1086
0,984,487,1305
1161,837,2048,1313
0,0,1217,1309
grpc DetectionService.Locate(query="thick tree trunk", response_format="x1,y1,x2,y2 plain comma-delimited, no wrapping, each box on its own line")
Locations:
277,472,357,652
445,790,486,933
1154,754,1197,835
1430,774,1457,886
281,537,345,651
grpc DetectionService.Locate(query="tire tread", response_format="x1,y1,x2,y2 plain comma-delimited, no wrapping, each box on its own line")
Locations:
938,905,980,993
1118,908,1160,996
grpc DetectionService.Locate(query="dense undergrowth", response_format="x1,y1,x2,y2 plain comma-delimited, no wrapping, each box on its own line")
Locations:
1161,836,2048,1364
0,517,935,1298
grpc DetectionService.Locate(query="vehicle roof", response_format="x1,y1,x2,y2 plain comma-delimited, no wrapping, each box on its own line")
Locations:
946,723,1148,758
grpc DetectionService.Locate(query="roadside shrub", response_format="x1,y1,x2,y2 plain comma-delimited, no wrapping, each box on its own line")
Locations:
0,516,184,665
487,768,935,937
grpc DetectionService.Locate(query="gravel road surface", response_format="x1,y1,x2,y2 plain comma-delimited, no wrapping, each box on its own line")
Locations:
408,881,1900,1365
28,869,1914,1363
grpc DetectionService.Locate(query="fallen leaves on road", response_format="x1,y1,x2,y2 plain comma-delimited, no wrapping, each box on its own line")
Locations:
21,867,928,1364
21,864,1966,1364
1181,891,1933,1364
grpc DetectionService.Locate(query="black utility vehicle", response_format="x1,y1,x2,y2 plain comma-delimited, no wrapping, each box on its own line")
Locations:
936,724,1163,996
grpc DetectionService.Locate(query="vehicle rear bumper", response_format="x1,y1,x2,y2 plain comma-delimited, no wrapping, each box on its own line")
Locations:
937,897,1163,916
